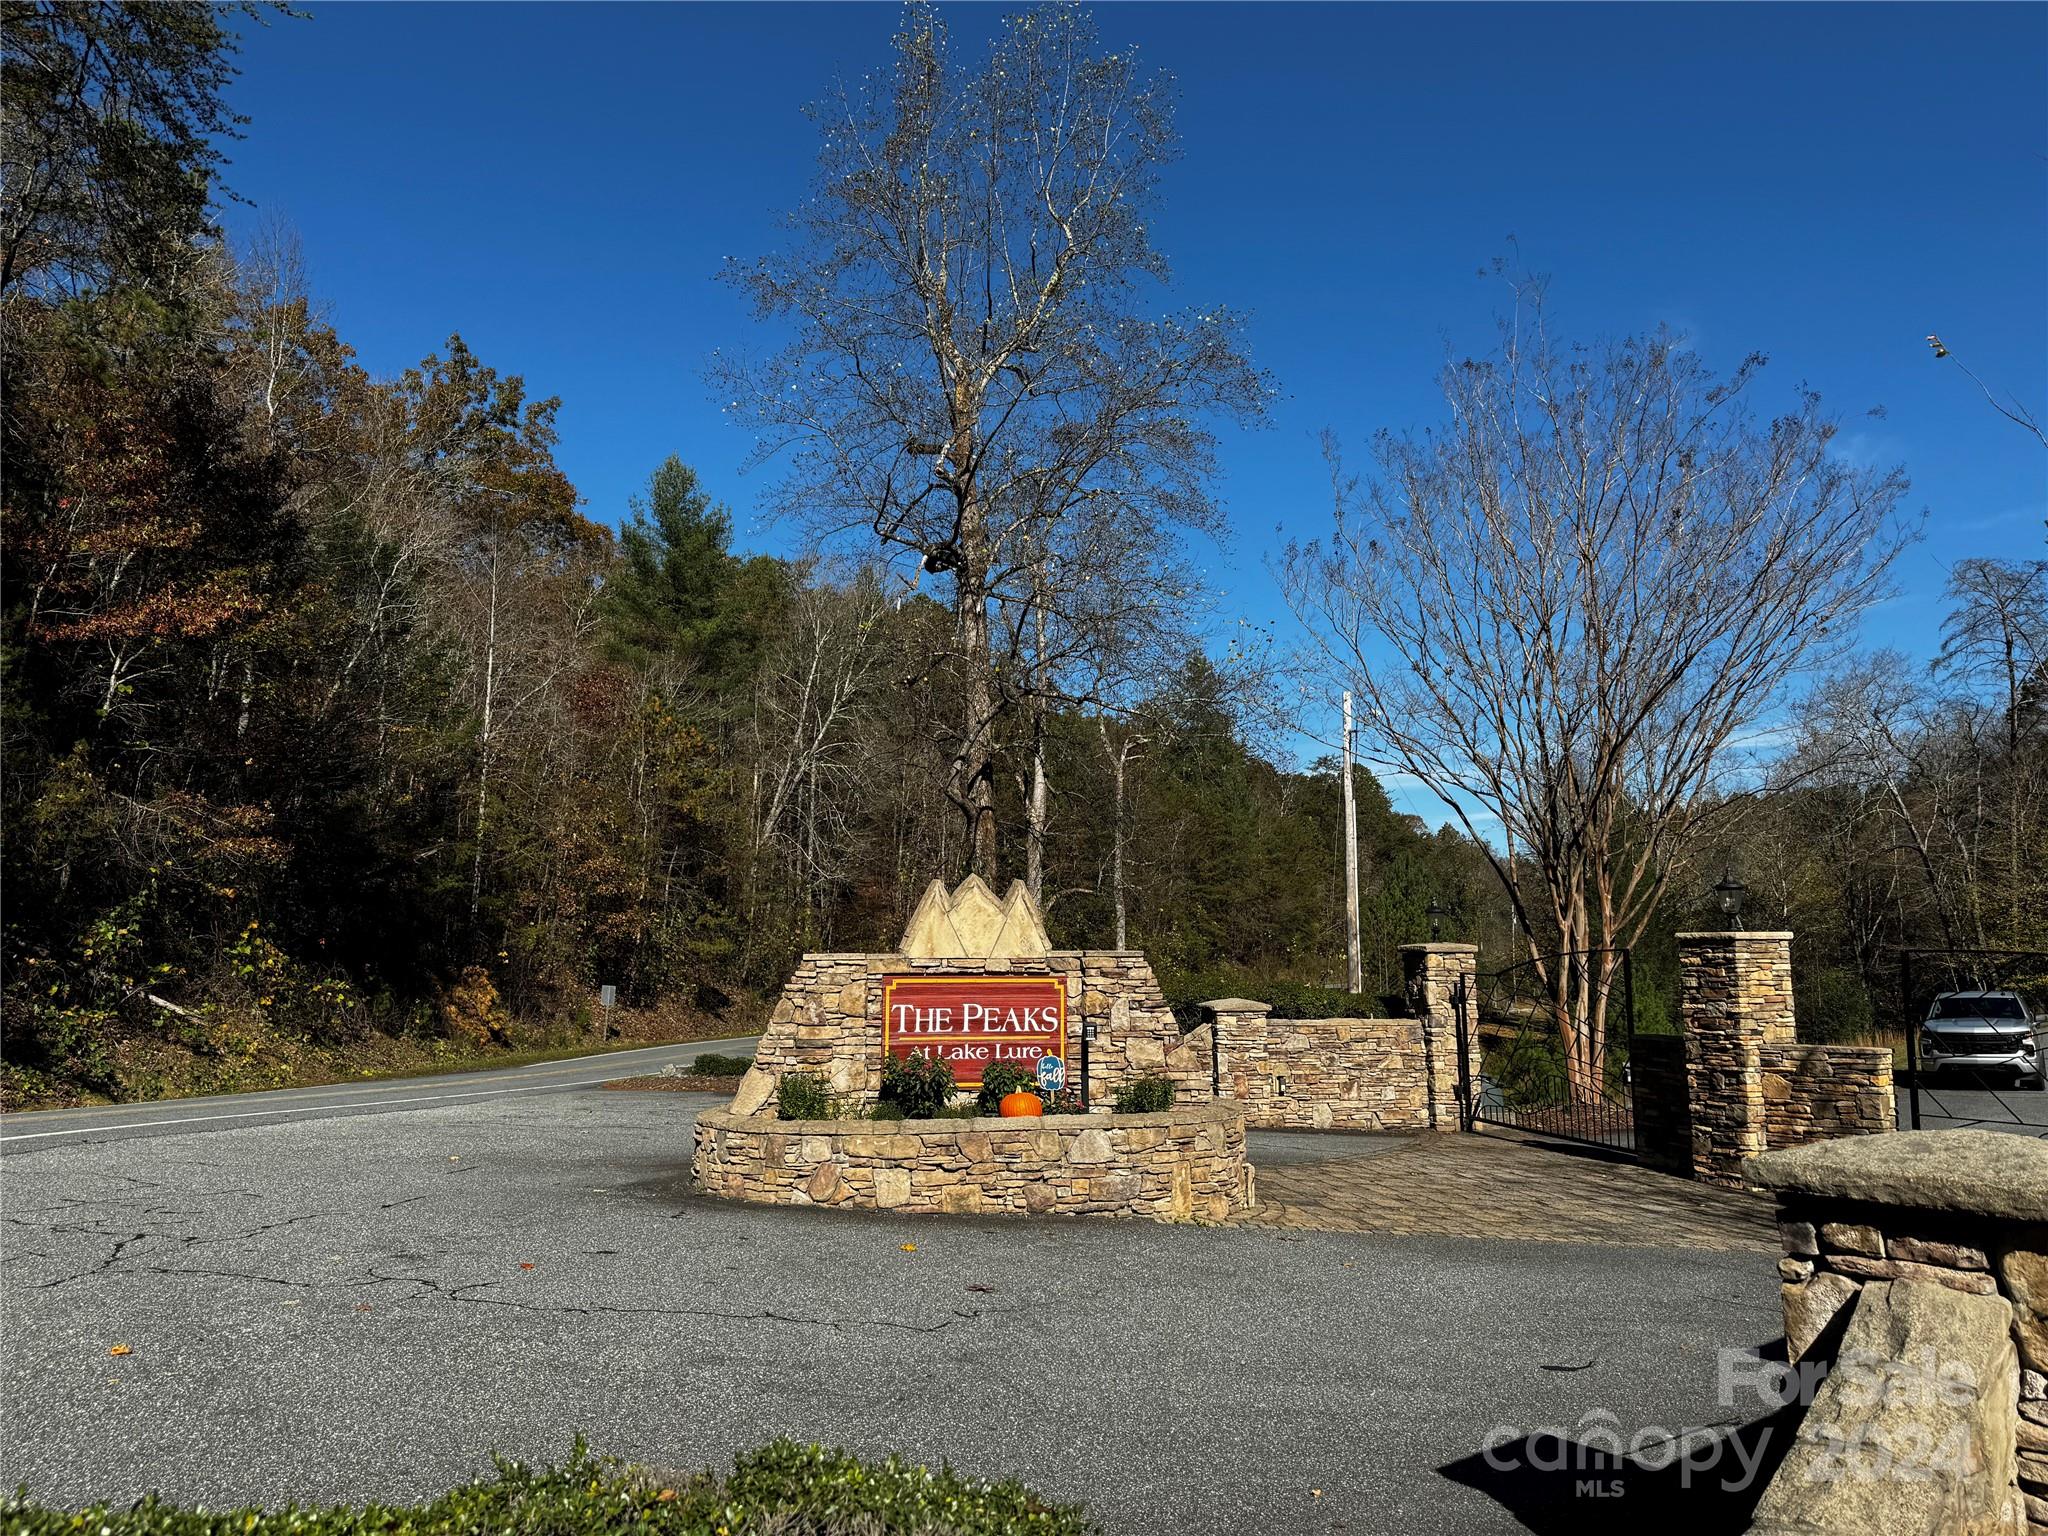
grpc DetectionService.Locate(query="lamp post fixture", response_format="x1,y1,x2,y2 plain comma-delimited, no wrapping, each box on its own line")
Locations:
1713,870,1748,930
1426,898,1447,942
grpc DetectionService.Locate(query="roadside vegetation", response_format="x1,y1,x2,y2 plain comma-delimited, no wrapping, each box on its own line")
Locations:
3,3,2039,1115
0,4,1484,1112
0,1439,1094,1536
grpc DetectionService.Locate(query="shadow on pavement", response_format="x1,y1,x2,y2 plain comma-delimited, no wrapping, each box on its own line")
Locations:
1436,1400,1802,1535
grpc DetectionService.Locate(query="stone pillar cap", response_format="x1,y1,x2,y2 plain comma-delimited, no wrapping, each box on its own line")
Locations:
1749,1130,2048,1222
1673,930,1794,941
1199,997,1273,1014
1397,942,1478,955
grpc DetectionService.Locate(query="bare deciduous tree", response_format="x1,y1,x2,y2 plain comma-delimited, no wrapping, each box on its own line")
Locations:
745,564,891,939
1285,285,1915,1099
714,2,1265,882
1939,558,2048,940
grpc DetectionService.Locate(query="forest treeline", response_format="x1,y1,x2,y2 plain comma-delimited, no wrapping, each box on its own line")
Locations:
3,3,2042,1107
0,264,1479,1100
0,6,1485,1105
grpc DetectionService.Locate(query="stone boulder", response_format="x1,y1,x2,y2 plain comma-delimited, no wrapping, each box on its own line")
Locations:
1748,1280,2019,1536
1750,1131,2048,1223
729,1065,775,1117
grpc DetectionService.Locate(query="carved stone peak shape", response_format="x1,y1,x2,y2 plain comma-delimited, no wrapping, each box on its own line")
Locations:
898,876,1050,960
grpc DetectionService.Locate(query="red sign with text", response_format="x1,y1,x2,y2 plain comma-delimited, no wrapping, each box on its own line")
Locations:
881,976,1067,1089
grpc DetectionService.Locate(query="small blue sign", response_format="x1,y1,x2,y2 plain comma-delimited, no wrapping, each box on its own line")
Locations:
1035,1054,1065,1092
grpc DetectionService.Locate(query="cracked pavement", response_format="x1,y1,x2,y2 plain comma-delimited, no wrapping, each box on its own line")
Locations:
2,1075,1787,1535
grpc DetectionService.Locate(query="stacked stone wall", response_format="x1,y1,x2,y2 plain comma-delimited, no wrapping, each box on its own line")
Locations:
1752,1134,2048,1534
693,1102,1253,1223
1678,931,1793,1185
1404,943,1476,1129
1084,951,1216,1105
749,950,1205,1111
1203,1004,1434,1131
1759,1044,1895,1149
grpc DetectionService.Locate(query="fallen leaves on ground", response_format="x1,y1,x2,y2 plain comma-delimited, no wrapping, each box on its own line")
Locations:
107,1344,131,1357
900,1243,917,1252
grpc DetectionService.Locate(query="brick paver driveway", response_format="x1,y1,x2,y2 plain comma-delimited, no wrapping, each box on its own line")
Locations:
1237,1128,1779,1253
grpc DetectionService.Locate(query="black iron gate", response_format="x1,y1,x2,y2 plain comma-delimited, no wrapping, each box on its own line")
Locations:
1455,948,1639,1153
1896,947,2047,1136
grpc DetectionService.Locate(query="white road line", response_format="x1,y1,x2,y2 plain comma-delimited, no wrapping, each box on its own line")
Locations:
0,1077,629,1143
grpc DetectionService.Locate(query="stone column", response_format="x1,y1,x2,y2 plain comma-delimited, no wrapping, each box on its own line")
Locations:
1677,930,1794,1185
1199,998,1271,1102
1400,943,1477,1131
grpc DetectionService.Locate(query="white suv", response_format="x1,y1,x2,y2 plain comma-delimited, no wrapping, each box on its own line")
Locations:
1920,991,2045,1090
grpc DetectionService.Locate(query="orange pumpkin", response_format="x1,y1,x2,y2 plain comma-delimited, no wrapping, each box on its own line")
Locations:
998,1090,1044,1118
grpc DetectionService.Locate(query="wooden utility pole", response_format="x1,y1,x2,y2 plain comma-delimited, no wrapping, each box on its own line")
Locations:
1342,691,1363,993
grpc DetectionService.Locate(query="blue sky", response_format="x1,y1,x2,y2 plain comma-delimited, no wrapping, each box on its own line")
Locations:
218,2,2045,796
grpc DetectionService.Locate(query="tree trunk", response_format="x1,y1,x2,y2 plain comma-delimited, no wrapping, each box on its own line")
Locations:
1023,593,1050,901
951,520,1000,883
1025,722,1047,902
469,545,499,932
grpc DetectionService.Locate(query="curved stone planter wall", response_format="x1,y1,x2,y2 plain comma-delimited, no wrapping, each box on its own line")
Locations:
693,1102,1254,1223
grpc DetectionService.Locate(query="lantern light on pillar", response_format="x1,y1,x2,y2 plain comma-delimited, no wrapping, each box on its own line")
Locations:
1713,870,1748,929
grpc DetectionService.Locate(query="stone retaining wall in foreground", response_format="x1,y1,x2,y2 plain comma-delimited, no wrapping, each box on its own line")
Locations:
1748,1132,2048,1535
693,1101,1254,1223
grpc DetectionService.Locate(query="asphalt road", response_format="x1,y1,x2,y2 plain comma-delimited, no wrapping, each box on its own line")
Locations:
1,1057,1791,1535
0,1037,756,1147
1897,1078,2048,1139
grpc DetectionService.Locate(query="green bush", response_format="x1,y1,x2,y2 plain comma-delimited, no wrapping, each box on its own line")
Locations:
0,1437,1094,1534
1158,971,1406,1031
1630,984,1677,1037
776,1071,831,1120
975,1062,1036,1114
1112,1076,1176,1114
879,1051,955,1118
690,1052,754,1078
867,1100,907,1121
1801,969,1876,1044
1484,1034,1567,1109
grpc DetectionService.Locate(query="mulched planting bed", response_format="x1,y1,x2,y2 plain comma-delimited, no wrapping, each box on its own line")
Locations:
604,1074,741,1093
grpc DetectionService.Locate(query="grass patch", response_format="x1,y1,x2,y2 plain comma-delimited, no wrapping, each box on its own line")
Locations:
2,1016,762,1113
0,1438,1093,1535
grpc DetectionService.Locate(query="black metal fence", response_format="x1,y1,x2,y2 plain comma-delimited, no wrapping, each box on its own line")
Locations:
1455,948,1641,1153
1896,948,2048,1136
